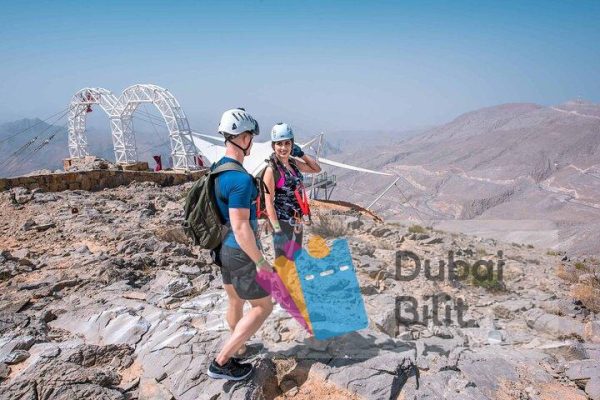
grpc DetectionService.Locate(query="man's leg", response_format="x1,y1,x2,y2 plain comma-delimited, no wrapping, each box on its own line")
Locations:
223,284,249,356
224,284,244,331
215,295,273,366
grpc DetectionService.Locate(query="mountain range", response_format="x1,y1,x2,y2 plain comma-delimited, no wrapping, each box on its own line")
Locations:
0,119,172,177
331,99,600,256
2,100,599,255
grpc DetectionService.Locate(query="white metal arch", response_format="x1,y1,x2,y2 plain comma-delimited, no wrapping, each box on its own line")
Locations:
118,84,199,170
68,88,120,159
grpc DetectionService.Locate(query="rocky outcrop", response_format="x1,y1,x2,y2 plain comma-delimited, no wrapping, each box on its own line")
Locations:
1,181,599,399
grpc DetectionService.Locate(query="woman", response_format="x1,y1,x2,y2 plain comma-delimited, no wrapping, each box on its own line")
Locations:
263,123,321,259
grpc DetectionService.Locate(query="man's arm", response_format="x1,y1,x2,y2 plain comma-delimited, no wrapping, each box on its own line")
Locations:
229,208,262,262
229,208,273,271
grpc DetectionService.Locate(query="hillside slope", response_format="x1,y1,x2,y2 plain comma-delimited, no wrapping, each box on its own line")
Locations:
331,100,600,256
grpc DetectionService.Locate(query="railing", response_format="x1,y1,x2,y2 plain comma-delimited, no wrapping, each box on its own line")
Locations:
305,171,336,188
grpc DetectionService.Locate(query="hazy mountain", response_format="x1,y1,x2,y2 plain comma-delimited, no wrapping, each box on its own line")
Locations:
0,119,70,177
307,128,426,156
0,118,173,177
3,102,599,256
330,100,600,256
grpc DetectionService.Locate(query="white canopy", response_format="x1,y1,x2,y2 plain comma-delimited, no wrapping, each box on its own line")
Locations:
190,132,391,177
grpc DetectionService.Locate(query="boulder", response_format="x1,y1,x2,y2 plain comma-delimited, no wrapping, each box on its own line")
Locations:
2,350,30,364
35,222,56,232
178,265,201,276
586,377,600,400
424,237,443,245
492,299,534,319
355,255,386,278
344,216,363,230
524,308,585,338
139,378,174,400
565,359,600,381
0,362,9,380
0,312,30,335
585,321,600,344
11,249,31,259
165,277,193,298
21,219,37,231
371,226,393,238
0,335,35,360
365,294,397,337
538,340,588,361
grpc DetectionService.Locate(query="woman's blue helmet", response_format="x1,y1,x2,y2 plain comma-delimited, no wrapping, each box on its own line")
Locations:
271,123,294,142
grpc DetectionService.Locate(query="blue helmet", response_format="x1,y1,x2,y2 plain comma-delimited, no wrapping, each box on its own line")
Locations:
271,123,294,142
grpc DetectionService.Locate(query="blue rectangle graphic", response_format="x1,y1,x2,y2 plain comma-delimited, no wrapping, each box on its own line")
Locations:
295,238,368,340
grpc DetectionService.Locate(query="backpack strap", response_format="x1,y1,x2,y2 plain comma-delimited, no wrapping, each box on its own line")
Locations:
210,161,247,176
255,176,270,219
211,161,249,204
267,155,287,189
289,158,301,179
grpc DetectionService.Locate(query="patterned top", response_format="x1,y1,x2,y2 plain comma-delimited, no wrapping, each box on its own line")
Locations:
270,154,304,223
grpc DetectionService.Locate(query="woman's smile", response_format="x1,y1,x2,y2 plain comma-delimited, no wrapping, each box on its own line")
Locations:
274,140,292,158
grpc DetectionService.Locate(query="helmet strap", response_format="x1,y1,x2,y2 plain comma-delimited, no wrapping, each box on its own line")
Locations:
226,134,253,156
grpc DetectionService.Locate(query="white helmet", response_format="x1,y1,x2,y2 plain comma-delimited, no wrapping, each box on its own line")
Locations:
271,123,294,142
218,108,259,136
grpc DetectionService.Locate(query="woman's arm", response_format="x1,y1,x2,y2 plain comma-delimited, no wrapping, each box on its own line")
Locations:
295,154,321,174
263,166,282,232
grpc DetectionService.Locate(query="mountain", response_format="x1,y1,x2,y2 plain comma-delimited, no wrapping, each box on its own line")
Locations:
308,128,426,156
330,100,600,256
0,119,71,177
0,118,173,177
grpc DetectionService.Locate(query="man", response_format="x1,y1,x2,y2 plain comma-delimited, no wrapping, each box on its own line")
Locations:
207,108,274,381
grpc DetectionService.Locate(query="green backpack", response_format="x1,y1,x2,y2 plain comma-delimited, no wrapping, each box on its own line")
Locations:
182,162,248,249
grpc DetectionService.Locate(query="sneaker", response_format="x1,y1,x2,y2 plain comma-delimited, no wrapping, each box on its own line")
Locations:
207,358,253,381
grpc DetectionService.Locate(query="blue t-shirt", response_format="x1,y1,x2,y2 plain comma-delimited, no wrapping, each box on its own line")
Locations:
212,157,259,249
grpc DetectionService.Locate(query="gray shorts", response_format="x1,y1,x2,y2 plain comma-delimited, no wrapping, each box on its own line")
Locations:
219,245,270,300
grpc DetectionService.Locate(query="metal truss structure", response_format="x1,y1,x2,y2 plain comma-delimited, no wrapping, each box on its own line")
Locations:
68,88,120,159
67,84,200,170
119,84,198,170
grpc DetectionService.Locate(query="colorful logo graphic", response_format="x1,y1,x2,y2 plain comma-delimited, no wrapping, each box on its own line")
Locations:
258,234,368,340
255,268,312,333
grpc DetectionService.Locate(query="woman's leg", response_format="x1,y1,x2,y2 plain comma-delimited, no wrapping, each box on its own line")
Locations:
273,220,295,259
293,227,303,261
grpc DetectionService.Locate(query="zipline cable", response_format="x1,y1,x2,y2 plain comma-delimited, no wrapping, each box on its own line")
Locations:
333,178,439,224
0,107,69,145
2,107,88,176
4,123,67,177
0,107,72,170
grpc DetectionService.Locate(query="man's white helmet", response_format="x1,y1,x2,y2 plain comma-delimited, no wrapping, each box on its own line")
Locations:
218,108,259,136
271,123,294,142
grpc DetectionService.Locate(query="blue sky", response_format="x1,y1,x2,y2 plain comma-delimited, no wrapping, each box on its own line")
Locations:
1,0,599,134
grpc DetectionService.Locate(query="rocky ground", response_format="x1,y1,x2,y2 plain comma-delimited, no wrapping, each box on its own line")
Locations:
1,182,599,399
